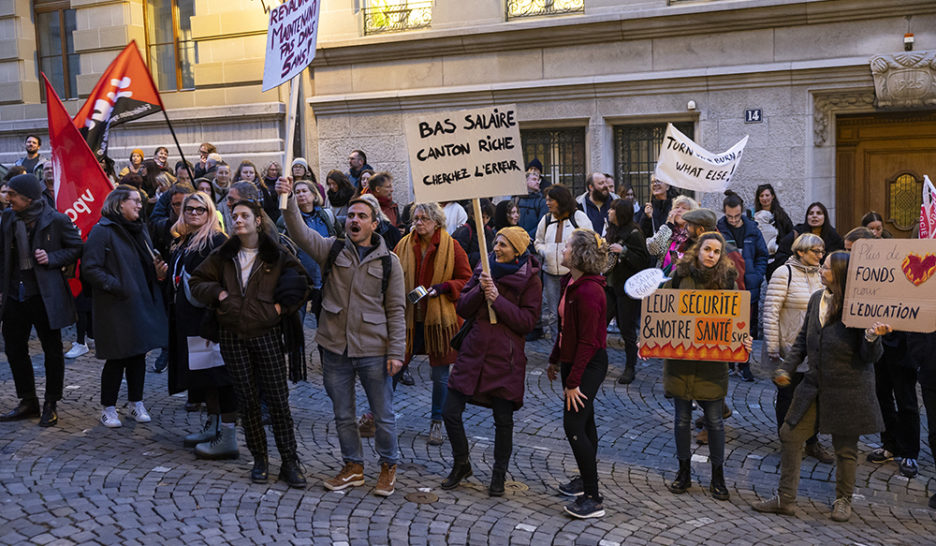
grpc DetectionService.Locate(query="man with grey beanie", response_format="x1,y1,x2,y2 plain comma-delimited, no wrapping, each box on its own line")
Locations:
0,174,83,426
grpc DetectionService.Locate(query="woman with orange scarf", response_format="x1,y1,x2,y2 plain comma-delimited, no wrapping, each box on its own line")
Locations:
395,202,472,446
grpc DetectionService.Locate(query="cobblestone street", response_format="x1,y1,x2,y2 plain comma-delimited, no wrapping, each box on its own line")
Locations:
1,330,934,545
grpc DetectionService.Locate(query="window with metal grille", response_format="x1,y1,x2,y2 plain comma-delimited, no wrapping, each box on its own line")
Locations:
144,0,196,91
887,172,923,231
34,1,79,100
614,122,694,205
363,0,432,35
520,128,586,195
506,0,585,20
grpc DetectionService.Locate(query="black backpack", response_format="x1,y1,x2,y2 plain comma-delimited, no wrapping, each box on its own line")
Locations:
312,239,391,318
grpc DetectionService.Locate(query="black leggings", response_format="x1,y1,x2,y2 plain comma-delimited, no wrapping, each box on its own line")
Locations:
605,286,640,368
442,388,514,473
101,354,146,406
561,349,608,499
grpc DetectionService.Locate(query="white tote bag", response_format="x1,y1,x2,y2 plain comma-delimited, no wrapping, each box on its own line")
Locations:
187,336,224,370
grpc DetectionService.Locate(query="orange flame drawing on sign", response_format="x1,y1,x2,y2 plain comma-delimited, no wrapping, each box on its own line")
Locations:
639,342,749,363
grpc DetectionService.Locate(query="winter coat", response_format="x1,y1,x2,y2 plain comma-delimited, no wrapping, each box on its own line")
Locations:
605,223,651,290
448,255,543,409
516,190,548,240
534,210,593,276
781,291,884,436
770,223,844,279
0,205,82,329
190,231,308,339
395,229,473,367
281,194,406,360
452,222,495,270
548,274,607,389
636,187,680,237
661,267,739,401
167,231,227,394
717,215,769,303
762,257,822,368
575,191,619,236
82,216,168,360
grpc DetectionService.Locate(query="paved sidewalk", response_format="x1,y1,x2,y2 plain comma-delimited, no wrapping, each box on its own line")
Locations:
0,330,934,545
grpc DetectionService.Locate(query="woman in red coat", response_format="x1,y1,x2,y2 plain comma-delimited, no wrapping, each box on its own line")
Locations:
394,202,472,446
547,228,610,519
440,227,542,496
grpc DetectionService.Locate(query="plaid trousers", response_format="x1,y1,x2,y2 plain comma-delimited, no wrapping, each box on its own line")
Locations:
220,327,297,462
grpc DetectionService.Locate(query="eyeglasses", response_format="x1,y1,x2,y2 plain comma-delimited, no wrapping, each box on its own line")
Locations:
184,206,208,215
808,248,825,256
412,216,431,224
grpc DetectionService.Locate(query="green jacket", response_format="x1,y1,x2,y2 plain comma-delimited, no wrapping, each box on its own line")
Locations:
660,270,733,401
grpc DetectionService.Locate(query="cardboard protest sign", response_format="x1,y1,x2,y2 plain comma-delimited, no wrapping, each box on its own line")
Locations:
843,239,936,332
262,0,321,92
404,105,527,203
639,289,751,362
654,123,748,193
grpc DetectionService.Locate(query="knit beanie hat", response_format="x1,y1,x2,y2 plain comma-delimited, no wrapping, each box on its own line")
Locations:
130,148,145,160
8,174,44,202
291,157,309,171
525,158,543,173
497,226,530,254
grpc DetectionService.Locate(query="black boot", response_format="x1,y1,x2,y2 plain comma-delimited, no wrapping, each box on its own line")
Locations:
617,364,636,384
489,471,506,497
0,398,40,421
710,465,729,500
279,459,307,489
441,461,472,490
251,456,269,484
669,459,691,494
39,401,58,427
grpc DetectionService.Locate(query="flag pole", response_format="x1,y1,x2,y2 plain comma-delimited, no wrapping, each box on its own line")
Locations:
160,109,195,183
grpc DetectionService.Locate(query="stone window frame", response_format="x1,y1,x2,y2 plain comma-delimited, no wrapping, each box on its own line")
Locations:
142,0,196,91
33,0,79,100
520,127,587,194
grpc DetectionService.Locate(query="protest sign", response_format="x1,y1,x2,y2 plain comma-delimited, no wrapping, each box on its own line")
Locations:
921,175,935,239
843,239,936,332
262,0,321,92
625,268,667,299
404,105,527,203
654,123,748,193
639,289,750,363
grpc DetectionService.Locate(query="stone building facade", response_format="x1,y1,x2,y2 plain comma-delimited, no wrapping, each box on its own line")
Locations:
2,0,935,235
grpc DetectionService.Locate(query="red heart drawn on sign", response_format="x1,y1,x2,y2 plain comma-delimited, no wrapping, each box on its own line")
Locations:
901,253,936,286
736,322,746,330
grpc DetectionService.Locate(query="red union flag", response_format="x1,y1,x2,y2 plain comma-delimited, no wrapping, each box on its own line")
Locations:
73,41,163,159
922,175,935,239
44,74,114,238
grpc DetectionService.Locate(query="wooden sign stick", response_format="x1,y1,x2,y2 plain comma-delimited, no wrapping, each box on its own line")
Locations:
279,74,300,210
473,197,497,324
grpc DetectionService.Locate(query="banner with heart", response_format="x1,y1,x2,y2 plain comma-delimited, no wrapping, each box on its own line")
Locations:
844,239,936,333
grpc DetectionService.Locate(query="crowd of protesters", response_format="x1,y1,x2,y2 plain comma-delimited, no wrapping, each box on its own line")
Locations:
1,134,934,522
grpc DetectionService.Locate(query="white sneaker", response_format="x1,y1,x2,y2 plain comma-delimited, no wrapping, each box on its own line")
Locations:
65,342,89,359
101,407,122,428
131,402,151,423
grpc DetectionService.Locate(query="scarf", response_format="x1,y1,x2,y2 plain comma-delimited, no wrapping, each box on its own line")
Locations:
490,252,526,279
662,226,690,271
108,213,158,292
398,229,459,357
13,200,45,271
328,186,354,207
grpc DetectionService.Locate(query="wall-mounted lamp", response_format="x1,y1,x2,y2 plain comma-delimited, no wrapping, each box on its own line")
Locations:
687,100,697,111
904,33,915,51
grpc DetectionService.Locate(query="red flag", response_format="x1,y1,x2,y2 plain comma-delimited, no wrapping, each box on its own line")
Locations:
73,41,163,160
45,74,116,294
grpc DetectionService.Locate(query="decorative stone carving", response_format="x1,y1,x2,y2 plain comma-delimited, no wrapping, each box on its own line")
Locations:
870,50,936,109
812,90,875,147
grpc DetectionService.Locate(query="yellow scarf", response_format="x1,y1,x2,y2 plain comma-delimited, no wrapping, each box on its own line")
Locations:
397,230,460,357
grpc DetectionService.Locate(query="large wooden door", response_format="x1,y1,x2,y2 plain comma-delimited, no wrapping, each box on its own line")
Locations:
836,112,936,238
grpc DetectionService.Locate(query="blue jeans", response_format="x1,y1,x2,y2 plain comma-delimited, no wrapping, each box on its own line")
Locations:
321,348,399,466
431,365,450,421
674,398,724,467
541,273,562,340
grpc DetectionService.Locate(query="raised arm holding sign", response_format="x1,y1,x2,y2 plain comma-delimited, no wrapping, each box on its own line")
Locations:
404,105,527,323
